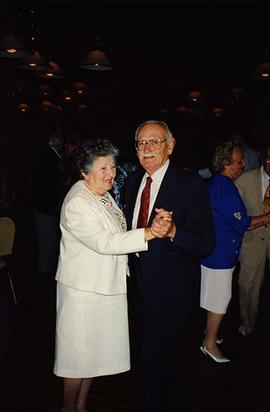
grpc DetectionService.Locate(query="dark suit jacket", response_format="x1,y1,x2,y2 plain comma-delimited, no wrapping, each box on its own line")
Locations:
124,163,215,324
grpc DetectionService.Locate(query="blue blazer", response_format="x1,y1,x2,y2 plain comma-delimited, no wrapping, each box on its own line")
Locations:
124,163,215,323
201,173,251,269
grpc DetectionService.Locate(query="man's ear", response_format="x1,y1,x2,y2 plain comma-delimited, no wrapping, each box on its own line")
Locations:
168,138,176,154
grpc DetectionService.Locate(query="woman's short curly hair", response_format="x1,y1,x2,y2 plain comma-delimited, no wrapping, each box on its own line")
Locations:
212,139,243,172
76,138,119,176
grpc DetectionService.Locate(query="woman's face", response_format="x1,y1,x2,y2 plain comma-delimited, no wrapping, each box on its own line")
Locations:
222,147,245,180
83,155,116,196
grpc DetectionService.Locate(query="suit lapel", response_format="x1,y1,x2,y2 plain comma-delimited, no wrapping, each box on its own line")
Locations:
148,164,174,224
254,168,263,212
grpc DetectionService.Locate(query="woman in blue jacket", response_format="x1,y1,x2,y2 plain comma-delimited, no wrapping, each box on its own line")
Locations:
200,140,270,363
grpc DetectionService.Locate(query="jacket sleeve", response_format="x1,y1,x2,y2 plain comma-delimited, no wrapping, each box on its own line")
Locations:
219,183,251,235
171,175,215,258
61,196,148,255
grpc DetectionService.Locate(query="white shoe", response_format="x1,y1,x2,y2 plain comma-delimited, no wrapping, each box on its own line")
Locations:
200,345,231,363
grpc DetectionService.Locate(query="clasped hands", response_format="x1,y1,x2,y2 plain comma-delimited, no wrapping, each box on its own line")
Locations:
150,208,176,239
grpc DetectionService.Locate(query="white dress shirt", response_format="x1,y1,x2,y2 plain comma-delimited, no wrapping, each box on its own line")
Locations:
261,166,270,201
132,159,170,229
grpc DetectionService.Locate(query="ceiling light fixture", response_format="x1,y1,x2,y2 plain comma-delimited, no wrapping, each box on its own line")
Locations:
36,61,64,79
80,36,113,71
0,33,32,59
17,49,50,71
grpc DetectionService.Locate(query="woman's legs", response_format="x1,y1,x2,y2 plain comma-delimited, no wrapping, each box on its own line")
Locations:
203,311,225,358
200,266,234,359
61,377,94,412
76,378,93,412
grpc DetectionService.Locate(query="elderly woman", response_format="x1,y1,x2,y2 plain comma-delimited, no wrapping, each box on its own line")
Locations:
53,138,171,412
200,139,270,363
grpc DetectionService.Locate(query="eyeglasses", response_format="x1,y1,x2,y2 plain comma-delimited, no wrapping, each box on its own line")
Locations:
135,138,167,151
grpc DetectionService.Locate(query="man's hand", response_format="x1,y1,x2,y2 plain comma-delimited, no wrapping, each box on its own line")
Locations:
151,208,176,238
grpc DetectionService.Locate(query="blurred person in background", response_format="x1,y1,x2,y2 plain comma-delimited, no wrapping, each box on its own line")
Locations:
32,133,65,275
235,142,270,337
200,140,270,363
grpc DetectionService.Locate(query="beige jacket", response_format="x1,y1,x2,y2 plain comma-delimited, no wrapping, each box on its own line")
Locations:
56,180,147,295
235,167,270,267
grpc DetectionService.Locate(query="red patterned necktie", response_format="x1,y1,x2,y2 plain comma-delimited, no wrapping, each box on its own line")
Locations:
137,176,152,228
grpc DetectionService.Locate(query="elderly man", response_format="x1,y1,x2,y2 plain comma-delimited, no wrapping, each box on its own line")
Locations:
235,143,270,337
124,120,215,412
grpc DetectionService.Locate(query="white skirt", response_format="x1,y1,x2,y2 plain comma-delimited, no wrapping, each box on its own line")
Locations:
200,265,234,314
54,283,130,378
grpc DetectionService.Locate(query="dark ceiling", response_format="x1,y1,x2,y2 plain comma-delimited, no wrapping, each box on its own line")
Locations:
1,1,270,147
1,1,270,73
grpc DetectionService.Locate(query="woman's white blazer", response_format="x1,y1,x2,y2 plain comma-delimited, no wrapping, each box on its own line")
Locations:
56,180,147,295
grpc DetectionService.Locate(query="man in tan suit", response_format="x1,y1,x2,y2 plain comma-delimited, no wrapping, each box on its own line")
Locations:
235,143,270,336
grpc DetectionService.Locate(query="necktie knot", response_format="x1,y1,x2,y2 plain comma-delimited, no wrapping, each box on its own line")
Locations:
146,176,152,186
137,176,152,228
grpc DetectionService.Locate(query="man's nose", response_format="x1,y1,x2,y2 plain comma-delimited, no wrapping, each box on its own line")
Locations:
143,141,152,151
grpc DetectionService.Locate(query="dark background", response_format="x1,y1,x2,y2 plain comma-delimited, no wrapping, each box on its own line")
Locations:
1,0,270,171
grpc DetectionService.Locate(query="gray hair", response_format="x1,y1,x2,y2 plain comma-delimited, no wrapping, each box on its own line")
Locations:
212,139,243,172
76,138,119,175
135,120,174,141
